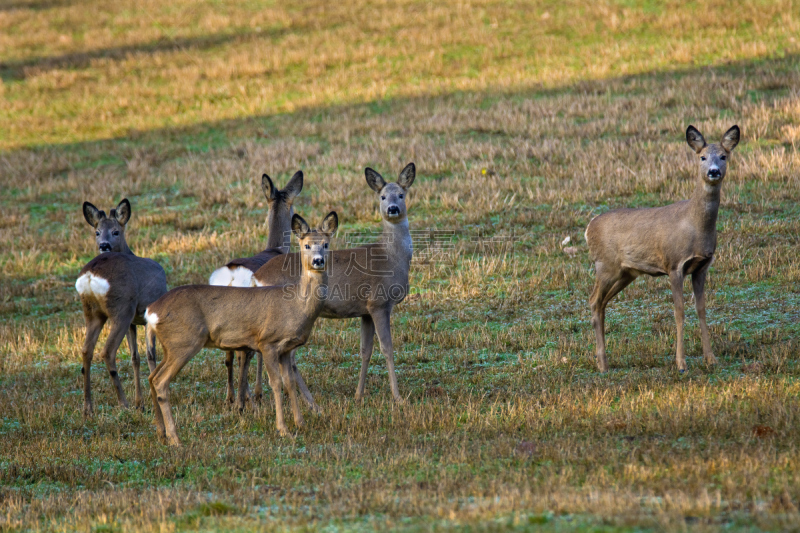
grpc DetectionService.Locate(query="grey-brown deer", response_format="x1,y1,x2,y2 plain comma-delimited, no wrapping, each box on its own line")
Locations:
208,171,315,410
585,125,740,372
146,212,338,446
75,199,168,415
252,163,415,403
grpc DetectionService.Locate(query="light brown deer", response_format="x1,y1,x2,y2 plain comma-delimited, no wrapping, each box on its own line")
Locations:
253,163,415,403
585,125,740,372
208,171,315,410
75,199,168,415
146,212,338,446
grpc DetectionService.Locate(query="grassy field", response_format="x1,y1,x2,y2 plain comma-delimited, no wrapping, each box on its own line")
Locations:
2,0,800,531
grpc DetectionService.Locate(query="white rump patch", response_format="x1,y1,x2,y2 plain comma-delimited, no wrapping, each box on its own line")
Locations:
209,266,255,287
144,309,158,326
75,272,110,297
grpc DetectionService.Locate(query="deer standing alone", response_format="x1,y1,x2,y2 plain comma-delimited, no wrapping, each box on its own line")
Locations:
251,163,415,403
75,199,168,415
146,212,338,446
585,125,740,372
208,171,316,411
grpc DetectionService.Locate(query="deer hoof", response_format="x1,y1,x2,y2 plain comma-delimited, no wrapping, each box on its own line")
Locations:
705,354,718,365
83,403,94,417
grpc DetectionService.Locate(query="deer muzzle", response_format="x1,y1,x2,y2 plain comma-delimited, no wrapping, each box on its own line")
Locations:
311,256,325,270
387,205,400,216
99,243,112,252
707,167,721,180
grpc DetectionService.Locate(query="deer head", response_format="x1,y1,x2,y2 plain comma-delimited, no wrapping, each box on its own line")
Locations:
686,125,740,186
83,199,131,253
292,211,338,274
365,162,415,223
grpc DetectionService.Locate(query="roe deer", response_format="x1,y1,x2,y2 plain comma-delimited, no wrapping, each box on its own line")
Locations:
146,212,338,446
585,125,740,372
253,163,415,403
208,171,315,410
75,199,168,415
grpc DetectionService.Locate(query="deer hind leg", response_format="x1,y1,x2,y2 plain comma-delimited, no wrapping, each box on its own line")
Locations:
669,270,687,372
260,346,289,436
149,339,204,447
235,350,254,413
355,315,375,402
100,313,135,409
280,351,304,430
692,263,717,366
589,264,634,372
126,325,145,410
81,311,106,417
254,351,263,403
291,349,322,414
372,309,403,403
224,351,235,405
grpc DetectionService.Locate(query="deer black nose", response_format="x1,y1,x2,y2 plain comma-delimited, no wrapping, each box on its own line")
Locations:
99,243,112,252
708,168,721,178
312,257,324,268
387,205,400,216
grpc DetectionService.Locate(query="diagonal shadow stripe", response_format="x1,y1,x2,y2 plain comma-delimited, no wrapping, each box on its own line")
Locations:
0,28,287,82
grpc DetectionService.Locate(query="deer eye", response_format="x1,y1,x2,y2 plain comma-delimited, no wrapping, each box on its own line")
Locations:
95,231,100,236
381,196,386,201
324,243,328,249
399,194,404,199
304,244,310,250
720,155,726,160
112,231,119,236
700,156,706,161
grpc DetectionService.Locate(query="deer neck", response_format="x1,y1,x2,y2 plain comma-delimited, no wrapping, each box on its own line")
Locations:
296,267,328,321
265,206,293,254
380,217,413,264
119,240,133,255
689,179,722,236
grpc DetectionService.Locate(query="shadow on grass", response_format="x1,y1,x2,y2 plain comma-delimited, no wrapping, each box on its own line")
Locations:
0,28,288,82
0,0,72,12
1,52,797,166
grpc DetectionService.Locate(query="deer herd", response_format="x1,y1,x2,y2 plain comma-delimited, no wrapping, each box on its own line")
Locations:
75,125,741,446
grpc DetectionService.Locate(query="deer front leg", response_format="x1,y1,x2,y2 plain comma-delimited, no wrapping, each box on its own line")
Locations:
355,315,376,401
372,309,403,403
291,349,322,414
81,313,105,417
260,346,289,437
126,325,144,409
692,265,717,366
100,315,134,408
280,351,304,430
669,270,687,372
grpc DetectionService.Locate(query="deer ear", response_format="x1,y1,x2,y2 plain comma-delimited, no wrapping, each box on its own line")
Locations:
721,125,740,152
320,211,338,236
686,125,707,153
83,202,105,228
365,168,386,193
283,170,303,200
291,213,310,238
114,198,131,226
261,174,276,201
397,162,416,190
